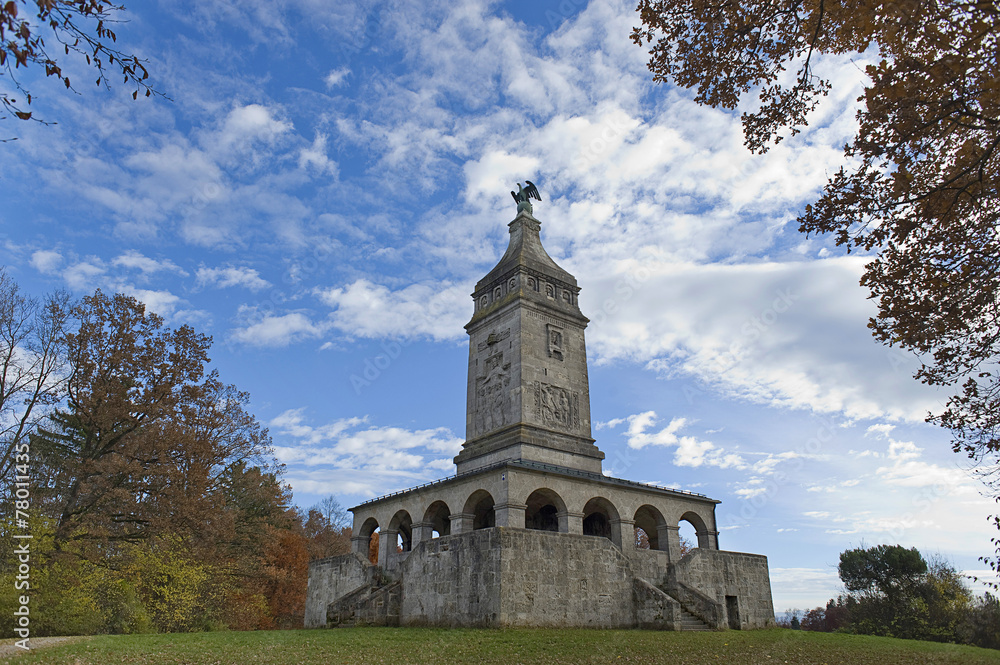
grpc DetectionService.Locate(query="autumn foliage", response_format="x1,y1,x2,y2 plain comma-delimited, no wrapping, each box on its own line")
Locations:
0,285,350,635
633,0,1000,584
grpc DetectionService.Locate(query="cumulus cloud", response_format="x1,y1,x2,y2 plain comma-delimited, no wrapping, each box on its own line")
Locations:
230,308,329,347
196,265,271,291
210,104,293,157
270,409,463,498
62,259,107,291
315,279,469,342
619,411,745,469
30,250,62,274
113,250,187,276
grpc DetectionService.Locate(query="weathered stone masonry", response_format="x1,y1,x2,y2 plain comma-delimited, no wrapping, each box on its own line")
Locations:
305,210,775,630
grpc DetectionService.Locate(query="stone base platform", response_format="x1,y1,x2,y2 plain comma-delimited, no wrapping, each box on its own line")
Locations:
305,527,775,630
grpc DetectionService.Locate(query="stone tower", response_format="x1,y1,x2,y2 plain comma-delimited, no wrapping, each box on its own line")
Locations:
456,210,603,474
305,201,776,631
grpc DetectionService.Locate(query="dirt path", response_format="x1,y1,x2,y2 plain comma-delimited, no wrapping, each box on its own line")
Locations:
0,636,89,659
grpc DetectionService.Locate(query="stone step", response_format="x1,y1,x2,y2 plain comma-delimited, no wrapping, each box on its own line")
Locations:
679,607,711,631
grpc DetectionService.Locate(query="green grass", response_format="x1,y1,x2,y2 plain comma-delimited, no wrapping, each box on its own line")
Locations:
3,628,998,665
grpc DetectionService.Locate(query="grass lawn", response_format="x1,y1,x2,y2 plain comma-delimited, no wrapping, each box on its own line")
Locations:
2,628,998,664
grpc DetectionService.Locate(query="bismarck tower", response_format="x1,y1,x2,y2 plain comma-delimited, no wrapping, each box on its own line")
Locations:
305,186,775,630
457,207,602,475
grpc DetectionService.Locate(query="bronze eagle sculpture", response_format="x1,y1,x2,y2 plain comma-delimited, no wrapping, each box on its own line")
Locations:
511,180,541,214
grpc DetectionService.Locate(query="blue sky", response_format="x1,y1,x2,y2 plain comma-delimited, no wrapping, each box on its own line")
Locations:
2,0,996,612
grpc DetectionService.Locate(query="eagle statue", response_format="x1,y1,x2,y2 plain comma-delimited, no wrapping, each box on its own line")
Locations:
510,180,541,214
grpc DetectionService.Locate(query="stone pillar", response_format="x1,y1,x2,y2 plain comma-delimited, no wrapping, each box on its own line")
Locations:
351,535,370,557
450,512,474,534
561,511,584,534
665,525,682,563
379,529,397,567
412,521,434,545
654,523,673,554
702,530,720,550
495,502,526,528
611,518,634,550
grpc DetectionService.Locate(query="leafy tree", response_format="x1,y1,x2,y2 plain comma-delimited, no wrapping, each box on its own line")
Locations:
962,592,1000,650
835,545,978,643
1,1,158,125
823,597,850,632
839,544,928,600
125,536,210,633
632,0,1000,580
33,290,211,547
369,529,379,564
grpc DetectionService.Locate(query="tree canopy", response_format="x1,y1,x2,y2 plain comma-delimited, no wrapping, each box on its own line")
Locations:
0,279,350,635
632,0,1000,582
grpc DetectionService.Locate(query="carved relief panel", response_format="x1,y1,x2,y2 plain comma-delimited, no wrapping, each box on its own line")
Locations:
533,381,580,431
473,328,513,437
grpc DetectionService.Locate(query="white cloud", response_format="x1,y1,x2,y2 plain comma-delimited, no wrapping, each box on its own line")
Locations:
620,411,745,469
63,259,106,291
113,250,187,276
210,104,293,157
196,265,271,292
30,250,62,274
270,410,463,499
579,258,945,422
866,423,896,439
324,67,350,88
298,134,338,176
769,567,842,610
230,309,328,347
270,409,367,445
315,279,469,341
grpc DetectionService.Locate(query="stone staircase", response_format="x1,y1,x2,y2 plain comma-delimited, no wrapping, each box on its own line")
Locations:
678,606,711,631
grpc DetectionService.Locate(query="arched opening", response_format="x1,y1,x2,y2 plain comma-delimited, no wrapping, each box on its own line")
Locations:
679,510,709,555
634,505,666,551
423,500,451,538
582,497,620,545
464,490,496,530
359,517,380,564
525,488,565,532
388,510,413,553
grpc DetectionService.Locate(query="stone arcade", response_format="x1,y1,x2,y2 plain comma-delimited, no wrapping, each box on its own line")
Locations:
305,206,775,630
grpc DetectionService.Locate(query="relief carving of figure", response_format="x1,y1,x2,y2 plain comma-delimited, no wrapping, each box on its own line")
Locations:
475,352,511,436
534,381,579,430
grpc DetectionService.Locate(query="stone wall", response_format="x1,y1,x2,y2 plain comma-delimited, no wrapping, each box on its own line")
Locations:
398,528,503,627
496,529,635,628
304,553,373,628
672,549,776,629
306,529,774,630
